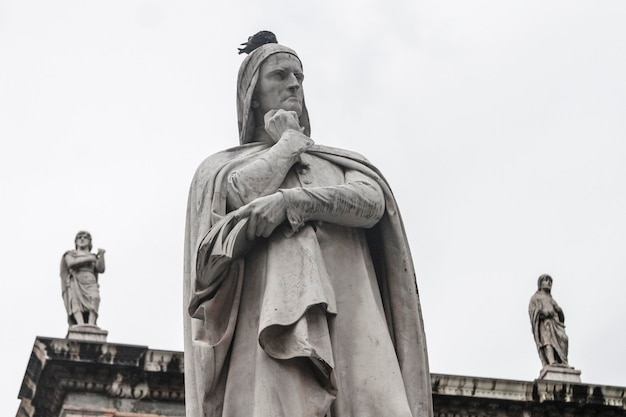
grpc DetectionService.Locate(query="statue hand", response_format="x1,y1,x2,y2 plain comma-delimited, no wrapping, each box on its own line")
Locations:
97,249,106,255
233,192,287,240
264,109,302,142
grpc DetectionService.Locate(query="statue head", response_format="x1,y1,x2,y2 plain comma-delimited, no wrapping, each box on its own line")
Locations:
236,31,311,144
537,274,553,292
75,230,93,251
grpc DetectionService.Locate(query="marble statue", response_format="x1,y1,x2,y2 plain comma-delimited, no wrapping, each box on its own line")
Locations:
183,31,432,417
529,274,569,368
60,231,105,326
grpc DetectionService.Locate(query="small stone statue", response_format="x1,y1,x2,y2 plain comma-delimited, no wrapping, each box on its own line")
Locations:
528,274,581,381
529,274,569,367
59,231,105,327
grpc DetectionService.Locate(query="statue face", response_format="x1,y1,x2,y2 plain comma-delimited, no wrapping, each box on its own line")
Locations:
75,232,92,250
254,53,304,117
540,277,552,291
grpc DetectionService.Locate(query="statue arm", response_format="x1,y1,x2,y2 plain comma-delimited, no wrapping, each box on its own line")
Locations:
529,298,542,344
279,169,385,231
231,169,384,241
227,131,314,210
95,249,106,273
64,253,97,268
60,255,71,291
555,303,565,323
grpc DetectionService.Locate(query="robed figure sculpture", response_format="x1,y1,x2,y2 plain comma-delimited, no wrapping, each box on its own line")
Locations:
183,32,433,417
60,231,105,327
529,274,570,367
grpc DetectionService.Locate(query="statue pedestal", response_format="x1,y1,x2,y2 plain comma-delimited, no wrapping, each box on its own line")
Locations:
539,365,581,382
66,324,108,342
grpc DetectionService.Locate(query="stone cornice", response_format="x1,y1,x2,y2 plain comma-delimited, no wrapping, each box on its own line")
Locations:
432,373,626,415
17,338,626,417
17,337,184,417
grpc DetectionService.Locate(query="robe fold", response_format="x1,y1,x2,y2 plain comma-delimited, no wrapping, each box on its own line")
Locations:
529,291,569,365
60,251,101,324
184,142,432,417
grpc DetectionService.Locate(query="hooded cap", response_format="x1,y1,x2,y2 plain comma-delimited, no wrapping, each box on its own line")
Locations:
537,274,552,289
74,230,93,251
236,43,311,144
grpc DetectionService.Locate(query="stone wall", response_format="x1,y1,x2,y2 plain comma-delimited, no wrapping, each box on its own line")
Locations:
16,337,184,417
432,374,626,417
17,337,626,417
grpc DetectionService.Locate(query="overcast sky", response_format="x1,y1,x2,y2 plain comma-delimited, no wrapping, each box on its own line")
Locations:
2,1,626,414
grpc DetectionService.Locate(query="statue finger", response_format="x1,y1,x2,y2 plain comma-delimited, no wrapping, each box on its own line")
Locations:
255,216,269,237
233,204,252,221
246,213,258,241
264,109,279,125
261,220,277,238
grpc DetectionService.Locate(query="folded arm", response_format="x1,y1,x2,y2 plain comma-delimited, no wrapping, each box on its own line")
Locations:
227,110,314,210
64,253,97,268
233,169,385,240
95,250,106,273
280,169,385,231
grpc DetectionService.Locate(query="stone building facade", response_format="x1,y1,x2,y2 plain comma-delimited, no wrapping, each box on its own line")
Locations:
16,337,626,417
16,337,184,417
432,373,626,417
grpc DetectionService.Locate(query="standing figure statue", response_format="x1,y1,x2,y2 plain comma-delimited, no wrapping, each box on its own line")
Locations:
60,231,105,326
183,32,433,417
528,274,569,368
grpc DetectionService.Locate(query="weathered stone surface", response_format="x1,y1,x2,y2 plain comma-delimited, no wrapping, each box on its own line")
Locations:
540,365,582,382
60,231,106,329
432,373,626,417
66,324,108,342
183,30,432,417
16,337,184,417
529,274,582,381
17,340,626,417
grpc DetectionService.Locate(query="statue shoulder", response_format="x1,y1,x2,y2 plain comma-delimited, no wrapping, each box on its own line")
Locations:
62,250,78,260
60,250,76,277
529,291,546,303
529,291,544,311
311,144,371,164
191,143,268,186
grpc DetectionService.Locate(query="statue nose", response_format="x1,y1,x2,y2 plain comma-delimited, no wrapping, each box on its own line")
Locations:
286,73,300,89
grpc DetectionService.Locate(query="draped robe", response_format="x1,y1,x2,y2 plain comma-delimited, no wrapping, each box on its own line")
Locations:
529,290,569,366
60,250,101,324
184,142,432,417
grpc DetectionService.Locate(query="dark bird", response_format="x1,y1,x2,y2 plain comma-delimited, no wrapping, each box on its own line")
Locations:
238,31,278,55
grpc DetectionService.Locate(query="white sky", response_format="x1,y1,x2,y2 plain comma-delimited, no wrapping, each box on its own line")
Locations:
2,1,626,414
